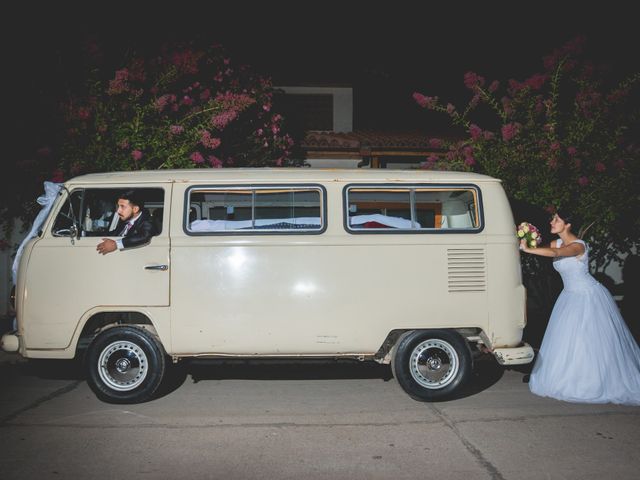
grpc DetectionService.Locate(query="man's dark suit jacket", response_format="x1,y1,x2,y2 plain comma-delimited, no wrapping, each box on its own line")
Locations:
109,210,158,249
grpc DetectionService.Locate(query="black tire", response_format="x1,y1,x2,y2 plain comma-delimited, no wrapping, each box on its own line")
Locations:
392,329,472,401
86,326,166,404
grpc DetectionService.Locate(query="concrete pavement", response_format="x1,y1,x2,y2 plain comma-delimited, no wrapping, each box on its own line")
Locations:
1,356,639,479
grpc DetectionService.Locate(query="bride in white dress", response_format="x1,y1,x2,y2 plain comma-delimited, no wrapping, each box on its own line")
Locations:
520,210,640,405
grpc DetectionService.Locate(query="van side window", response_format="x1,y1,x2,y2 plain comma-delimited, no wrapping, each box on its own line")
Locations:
187,186,325,234
52,188,165,237
345,185,481,232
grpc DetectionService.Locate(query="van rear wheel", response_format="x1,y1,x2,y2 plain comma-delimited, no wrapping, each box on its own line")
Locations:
86,326,166,404
392,330,472,401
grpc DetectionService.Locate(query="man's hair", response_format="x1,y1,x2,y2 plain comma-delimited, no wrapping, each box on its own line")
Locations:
118,190,144,209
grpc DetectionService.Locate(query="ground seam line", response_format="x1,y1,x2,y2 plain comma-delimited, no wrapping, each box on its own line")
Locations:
0,380,82,424
428,403,506,480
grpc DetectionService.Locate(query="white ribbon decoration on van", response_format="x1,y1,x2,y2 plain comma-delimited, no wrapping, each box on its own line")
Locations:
12,181,62,285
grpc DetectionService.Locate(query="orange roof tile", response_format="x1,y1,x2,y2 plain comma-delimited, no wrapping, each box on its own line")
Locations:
302,130,461,152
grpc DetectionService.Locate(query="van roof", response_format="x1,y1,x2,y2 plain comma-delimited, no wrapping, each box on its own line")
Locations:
65,168,500,185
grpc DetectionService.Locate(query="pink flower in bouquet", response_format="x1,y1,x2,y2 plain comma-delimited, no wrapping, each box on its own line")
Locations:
516,222,542,248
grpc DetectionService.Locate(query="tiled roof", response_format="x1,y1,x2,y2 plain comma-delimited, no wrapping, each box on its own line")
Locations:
302,130,460,152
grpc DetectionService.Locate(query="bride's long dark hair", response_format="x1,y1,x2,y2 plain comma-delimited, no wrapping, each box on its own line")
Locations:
555,209,584,237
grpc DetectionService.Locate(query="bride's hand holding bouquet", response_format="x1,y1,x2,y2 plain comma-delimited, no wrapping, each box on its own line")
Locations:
517,222,542,251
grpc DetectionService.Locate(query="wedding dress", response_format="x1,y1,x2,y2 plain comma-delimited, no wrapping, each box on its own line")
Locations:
529,239,640,405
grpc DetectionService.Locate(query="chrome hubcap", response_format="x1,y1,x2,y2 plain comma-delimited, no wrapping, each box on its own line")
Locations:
115,357,131,373
410,339,459,389
97,341,148,392
427,356,442,370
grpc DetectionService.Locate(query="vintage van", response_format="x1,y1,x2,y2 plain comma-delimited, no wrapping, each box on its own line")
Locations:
2,169,533,403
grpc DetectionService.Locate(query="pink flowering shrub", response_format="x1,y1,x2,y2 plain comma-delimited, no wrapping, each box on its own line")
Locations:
59,42,300,173
413,36,640,269
0,42,304,251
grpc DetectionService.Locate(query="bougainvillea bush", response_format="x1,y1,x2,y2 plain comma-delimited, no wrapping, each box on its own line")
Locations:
0,42,301,247
413,36,640,271
58,42,299,178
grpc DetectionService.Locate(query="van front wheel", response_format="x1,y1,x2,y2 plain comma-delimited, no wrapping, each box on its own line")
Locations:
392,330,472,401
86,326,166,404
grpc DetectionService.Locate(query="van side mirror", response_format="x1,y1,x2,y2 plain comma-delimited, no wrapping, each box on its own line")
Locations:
70,223,79,240
54,223,79,244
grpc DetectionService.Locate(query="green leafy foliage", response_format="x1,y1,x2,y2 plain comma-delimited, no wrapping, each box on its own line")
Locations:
413,36,640,270
58,43,300,175
1,42,302,246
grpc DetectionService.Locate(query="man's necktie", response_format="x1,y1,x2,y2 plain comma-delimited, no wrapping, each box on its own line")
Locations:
121,222,133,236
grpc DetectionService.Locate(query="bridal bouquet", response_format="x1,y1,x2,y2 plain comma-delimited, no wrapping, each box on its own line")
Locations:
517,222,542,248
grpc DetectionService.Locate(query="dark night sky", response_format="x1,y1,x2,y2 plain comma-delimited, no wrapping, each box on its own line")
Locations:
5,2,640,154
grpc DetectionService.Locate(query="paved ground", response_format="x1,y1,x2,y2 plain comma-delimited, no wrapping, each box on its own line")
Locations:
1,353,639,480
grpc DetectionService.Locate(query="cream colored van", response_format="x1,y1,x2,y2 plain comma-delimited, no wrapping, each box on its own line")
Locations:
2,169,533,403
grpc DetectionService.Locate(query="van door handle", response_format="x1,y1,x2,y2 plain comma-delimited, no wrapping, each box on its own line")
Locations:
145,264,168,271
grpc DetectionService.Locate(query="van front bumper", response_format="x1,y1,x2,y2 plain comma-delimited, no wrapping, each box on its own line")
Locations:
1,332,20,353
492,343,534,365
